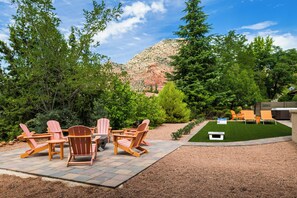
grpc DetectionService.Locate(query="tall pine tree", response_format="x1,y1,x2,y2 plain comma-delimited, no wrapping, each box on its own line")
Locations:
170,0,215,116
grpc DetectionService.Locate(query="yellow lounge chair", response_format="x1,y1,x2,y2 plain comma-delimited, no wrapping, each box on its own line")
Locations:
260,110,277,125
243,110,256,124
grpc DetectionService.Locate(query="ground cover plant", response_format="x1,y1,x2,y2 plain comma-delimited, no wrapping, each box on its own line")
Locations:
189,121,291,142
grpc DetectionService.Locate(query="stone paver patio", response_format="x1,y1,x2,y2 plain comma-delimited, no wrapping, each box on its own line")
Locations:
0,140,182,188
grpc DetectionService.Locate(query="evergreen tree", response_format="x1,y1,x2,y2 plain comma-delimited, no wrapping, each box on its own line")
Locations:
170,0,215,116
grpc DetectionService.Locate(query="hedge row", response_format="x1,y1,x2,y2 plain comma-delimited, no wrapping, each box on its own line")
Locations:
171,117,205,140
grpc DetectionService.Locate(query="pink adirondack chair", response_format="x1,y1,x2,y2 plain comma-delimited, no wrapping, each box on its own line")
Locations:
113,122,149,157
47,120,68,141
125,119,150,145
94,118,111,143
67,125,99,166
18,123,52,158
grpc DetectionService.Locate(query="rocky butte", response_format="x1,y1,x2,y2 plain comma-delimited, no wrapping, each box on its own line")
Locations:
113,39,181,93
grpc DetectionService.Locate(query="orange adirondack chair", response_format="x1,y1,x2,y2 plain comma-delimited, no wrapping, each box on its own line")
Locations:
67,125,99,166
243,110,256,124
47,120,68,141
260,110,277,125
94,118,111,143
18,124,52,158
230,110,244,120
125,119,150,145
113,122,149,157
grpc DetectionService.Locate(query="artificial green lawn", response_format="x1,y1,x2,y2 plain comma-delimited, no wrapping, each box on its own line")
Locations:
189,121,291,142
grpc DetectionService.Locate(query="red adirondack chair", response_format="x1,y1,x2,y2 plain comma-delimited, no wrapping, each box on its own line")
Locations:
67,125,99,166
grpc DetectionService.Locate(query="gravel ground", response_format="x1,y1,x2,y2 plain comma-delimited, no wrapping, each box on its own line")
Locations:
1,122,297,197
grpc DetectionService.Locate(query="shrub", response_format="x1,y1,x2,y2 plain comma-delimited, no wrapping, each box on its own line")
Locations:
132,94,165,127
158,82,191,123
92,79,166,129
171,117,205,140
26,109,80,133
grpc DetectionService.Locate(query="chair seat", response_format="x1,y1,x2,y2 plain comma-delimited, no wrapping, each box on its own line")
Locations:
113,122,149,157
36,143,48,149
118,139,131,147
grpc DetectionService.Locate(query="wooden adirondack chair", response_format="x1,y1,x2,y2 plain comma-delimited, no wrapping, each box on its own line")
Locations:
243,110,256,124
47,120,68,141
124,119,150,145
94,118,111,143
67,126,99,166
18,123,52,158
260,110,277,125
230,110,244,120
113,122,149,157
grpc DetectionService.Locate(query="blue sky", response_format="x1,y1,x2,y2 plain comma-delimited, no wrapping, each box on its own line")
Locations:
1,0,297,64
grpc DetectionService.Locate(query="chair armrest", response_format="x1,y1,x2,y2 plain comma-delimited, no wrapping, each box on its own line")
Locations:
123,128,137,132
92,136,100,142
112,130,125,134
113,134,136,138
124,131,135,135
24,134,52,139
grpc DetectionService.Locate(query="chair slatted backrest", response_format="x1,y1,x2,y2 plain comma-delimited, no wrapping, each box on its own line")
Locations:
96,118,110,135
132,122,148,147
68,126,92,155
142,119,150,130
47,120,64,140
261,110,273,119
244,110,255,119
19,123,37,148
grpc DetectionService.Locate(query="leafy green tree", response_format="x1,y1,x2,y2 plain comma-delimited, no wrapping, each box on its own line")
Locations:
222,64,261,108
132,94,165,127
213,31,255,72
250,37,297,99
158,82,190,123
91,77,136,129
0,0,122,133
170,0,216,116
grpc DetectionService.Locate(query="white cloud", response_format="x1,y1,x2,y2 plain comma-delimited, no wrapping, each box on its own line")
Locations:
122,2,151,18
94,17,142,44
93,1,166,44
240,21,277,30
244,30,297,50
151,1,166,13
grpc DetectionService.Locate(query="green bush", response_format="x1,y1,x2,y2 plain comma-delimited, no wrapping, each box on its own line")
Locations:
26,109,80,133
158,82,191,123
133,94,166,127
278,94,293,102
92,78,166,129
292,95,297,101
92,78,136,129
171,117,205,140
